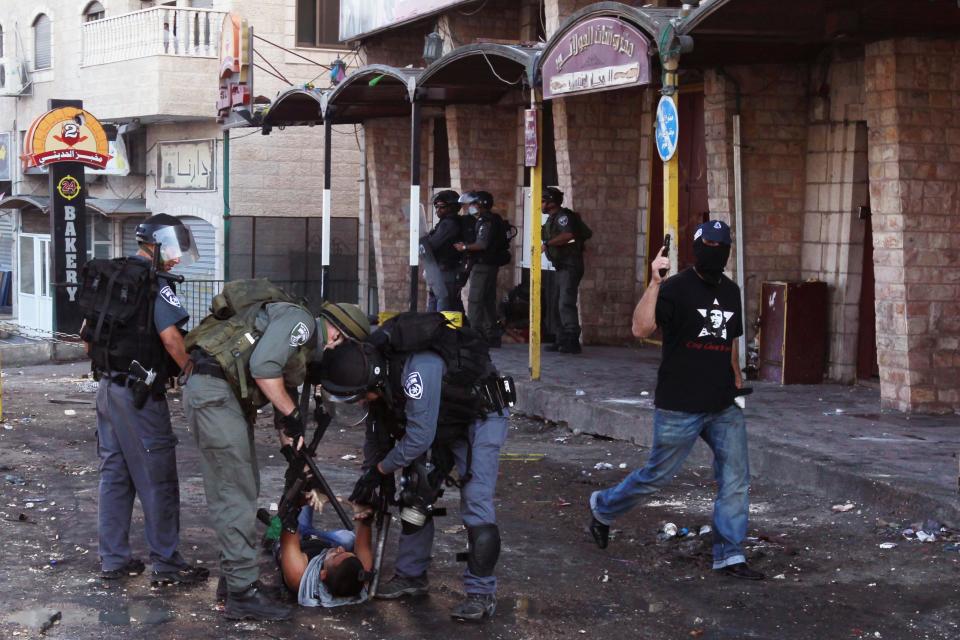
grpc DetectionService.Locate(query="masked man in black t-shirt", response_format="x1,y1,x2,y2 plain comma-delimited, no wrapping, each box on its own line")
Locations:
587,220,764,581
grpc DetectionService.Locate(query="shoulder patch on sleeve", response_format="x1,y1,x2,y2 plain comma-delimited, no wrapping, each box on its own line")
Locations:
289,321,310,347
160,286,182,308
557,214,569,228
403,372,424,400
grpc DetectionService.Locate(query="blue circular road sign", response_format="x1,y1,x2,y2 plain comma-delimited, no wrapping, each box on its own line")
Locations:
655,95,679,163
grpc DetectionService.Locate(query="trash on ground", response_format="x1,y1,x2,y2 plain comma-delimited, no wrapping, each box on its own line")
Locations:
575,389,586,396
618,463,628,469
340,454,358,461
594,462,614,470
878,542,898,549
63,410,77,416
555,498,571,508
943,543,960,552
916,530,936,543
699,525,712,536
773,574,786,580
657,522,678,542
601,572,610,583
4,474,26,485
832,503,855,513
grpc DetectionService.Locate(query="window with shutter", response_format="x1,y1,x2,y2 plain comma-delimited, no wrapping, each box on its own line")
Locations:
33,14,52,70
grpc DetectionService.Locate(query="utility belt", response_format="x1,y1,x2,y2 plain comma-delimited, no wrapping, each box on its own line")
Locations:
188,350,228,381
476,375,515,415
102,370,166,404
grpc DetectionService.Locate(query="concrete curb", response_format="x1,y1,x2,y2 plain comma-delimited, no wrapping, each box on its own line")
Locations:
0,342,86,368
512,377,960,527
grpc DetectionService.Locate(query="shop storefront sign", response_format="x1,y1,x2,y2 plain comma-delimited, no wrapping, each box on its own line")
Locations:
217,13,253,123
524,109,538,167
542,16,651,99
22,106,112,170
158,139,216,191
23,101,99,335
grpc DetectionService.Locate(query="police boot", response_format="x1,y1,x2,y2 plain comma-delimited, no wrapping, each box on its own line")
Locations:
224,582,292,621
450,593,496,622
557,333,582,354
545,336,562,352
374,574,430,599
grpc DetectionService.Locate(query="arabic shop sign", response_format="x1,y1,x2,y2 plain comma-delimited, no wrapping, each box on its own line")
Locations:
542,16,651,100
157,139,216,191
216,13,253,124
22,107,112,170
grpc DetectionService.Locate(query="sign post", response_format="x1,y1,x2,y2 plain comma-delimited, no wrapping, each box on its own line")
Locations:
22,101,112,337
656,94,680,276
525,103,542,381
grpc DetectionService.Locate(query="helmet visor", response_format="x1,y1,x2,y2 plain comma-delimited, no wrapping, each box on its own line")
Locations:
318,388,369,427
458,192,479,205
153,225,200,267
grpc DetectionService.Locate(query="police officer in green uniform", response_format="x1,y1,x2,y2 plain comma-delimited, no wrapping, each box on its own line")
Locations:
184,296,369,621
541,187,583,354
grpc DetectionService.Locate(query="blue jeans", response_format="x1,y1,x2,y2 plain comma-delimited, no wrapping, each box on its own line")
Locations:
297,506,355,550
590,405,750,569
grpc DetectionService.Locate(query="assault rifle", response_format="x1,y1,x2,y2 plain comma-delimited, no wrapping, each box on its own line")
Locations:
276,403,354,532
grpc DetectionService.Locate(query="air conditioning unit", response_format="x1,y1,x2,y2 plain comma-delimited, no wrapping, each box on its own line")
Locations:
0,58,29,96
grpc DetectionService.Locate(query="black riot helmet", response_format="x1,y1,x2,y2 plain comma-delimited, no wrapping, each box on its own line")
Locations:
318,339,387,403
432,189,462,215
135,213,200,267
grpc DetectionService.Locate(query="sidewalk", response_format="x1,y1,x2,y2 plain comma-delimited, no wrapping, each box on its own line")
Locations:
492,343,960,527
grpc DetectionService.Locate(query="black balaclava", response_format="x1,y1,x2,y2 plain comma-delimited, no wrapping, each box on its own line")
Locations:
693,238,731,285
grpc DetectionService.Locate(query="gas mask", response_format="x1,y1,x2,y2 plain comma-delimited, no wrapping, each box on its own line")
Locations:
693,238,731,285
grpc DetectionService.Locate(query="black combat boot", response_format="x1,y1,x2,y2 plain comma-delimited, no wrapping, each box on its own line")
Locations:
224,582,292,621
557,332,582,354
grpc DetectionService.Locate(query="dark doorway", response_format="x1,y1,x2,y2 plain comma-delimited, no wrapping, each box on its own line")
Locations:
857,200,879,380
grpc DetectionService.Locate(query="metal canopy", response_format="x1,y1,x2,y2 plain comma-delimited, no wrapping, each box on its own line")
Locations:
261,88,325,129
323,65,422,124
417,44,540,105
541,1,680,66
679,0,960,66
0,195,151,216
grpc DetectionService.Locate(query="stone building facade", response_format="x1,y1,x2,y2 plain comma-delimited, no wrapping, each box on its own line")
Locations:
346,0,960,414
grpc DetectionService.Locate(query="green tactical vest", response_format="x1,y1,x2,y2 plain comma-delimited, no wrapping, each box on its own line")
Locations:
185,279,315,411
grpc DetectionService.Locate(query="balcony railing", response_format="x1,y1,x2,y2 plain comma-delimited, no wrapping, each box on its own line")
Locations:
82,7,226,66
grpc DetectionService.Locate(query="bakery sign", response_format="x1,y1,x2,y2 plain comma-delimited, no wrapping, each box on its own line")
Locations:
542,16,651,100
22,107,112,169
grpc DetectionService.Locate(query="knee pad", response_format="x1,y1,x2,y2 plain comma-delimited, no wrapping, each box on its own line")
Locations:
465,524,500,578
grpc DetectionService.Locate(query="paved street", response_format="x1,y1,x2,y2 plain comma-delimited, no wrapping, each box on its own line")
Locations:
1,362,960,639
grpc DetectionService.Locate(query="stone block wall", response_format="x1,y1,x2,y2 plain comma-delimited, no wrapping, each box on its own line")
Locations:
703,65,808,342
864,38,960,413
553,88,644,344
799,55,869,383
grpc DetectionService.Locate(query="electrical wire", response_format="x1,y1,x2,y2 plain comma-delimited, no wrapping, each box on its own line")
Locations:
457,0,489,16
253,34,332,70
254,49,293,86
228,127,265,141
481,50,523,85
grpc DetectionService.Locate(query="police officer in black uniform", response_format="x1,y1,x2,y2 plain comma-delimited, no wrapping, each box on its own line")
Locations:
83,213,209,587
541,187,583,354
456,191,507,348
422,190,466,312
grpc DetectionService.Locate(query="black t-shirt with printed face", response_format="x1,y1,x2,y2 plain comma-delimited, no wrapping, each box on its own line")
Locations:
654,268,743,413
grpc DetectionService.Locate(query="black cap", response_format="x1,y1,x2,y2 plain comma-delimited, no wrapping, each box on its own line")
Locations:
542,187,564,205
433,189,461,206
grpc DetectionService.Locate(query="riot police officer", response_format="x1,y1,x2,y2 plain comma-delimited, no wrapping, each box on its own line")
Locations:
541,187,584,354
80,213,208,587
421,190,468,312
183,294,369,621
318,314,511,621
456,191,510,348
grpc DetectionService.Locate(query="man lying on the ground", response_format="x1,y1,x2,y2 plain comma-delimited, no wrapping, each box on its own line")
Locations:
277,493,374,607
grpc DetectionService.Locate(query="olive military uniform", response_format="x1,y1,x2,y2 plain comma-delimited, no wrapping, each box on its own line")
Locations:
184,302,315,592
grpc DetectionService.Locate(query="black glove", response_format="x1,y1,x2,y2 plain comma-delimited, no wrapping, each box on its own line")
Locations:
349,465,384,506
279,408,305,440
